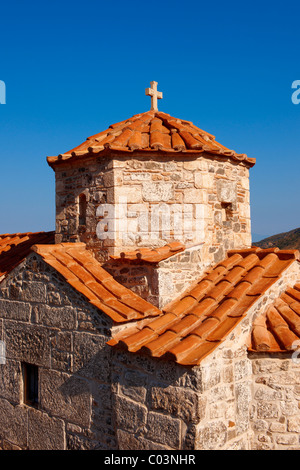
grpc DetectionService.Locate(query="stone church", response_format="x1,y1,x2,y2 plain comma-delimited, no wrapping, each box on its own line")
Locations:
1,82,300,450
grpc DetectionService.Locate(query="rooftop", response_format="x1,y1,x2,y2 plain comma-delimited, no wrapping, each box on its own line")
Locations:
1,232,299,366
47,111,256,168
0,231,55,279
109,241,186,263
109,247,299,366
32,242,160,323
249,283,300,353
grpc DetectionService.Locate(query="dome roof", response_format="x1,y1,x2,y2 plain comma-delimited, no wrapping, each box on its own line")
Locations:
47,110,255,168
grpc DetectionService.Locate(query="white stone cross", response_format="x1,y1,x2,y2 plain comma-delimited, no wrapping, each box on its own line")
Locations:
145,81,163,111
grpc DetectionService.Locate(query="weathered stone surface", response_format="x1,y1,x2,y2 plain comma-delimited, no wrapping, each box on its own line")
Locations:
0,398,28,448
33,304,76,329
250,355,300,449
254,385,283,401
216,180,237,204
28,408,65,450
142,182,174,202
256,402,279,420
235,382,251,433
40,369,91,427
120,370,147,404
196,420,227,450
150,386,205,423
146,411,181,448
4,323,52,367
276,434,299,445
0,360,22,403
4,147,300,452
287,416,300,432
269,421,286,433
73,332,111,382
114,395,147,434
0,299,31,321
18,281,47,303
117,429,169,450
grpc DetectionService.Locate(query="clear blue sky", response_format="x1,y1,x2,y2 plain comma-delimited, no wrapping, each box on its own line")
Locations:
0,0,299,241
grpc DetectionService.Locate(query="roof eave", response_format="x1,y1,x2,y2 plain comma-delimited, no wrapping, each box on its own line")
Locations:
47,148,256,170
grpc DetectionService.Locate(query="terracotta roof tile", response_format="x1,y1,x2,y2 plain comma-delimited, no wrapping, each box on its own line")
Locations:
32,243,161,323
249,282,300,353
111,248,299,365
47,111,255,168
0,231,55,279
6,233,296,364
140,331,179,357
110,241,185,263
167,340,217,366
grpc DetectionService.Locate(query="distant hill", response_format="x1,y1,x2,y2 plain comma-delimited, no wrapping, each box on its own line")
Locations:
254,227,300,251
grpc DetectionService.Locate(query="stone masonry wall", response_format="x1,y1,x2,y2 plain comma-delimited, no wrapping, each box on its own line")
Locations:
106,154,252,264
55,155,113,263
0,253,116,450
54,153,252,266
111,259,300,450
111,342,253,450
104,246,205,308
250,353,300,450
1,253,298,449
156,245,206,308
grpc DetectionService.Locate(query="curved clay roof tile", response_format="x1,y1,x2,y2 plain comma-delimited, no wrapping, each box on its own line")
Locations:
47,111,255,168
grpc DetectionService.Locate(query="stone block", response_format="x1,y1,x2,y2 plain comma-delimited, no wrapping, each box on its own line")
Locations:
92,383,113,413
142,182,174,202
276,434,299,445
114,395,147,433
150,386,205,424
183,160,200,170
103,169,121,187
216,180,237,203
73,332,111,382
157,271,175,297
0,359,22,403
117,429,169,450
257,402,279,419
195,420,227,450
234,359,252,382
0,299,31,321
4,323,51,367
235,382,252,433
194,172,202,189
40,368,91,428
108,186,142,204
120,370,148,404
201,173,215,189
183,188,205,204
18,281,47,303
254,386,282,401
0,398,28,448
287,416,300,432
123,172,151,182
146,411,181,448
33,304,76,329
28,408,65,450
280,399,299,417
269,421,286,433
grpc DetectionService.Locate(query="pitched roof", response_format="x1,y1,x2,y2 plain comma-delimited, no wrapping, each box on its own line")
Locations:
47,111,255,168
32,242,160,323
0,231,55,279
2,232,298,364
109,241,185,263
249,283,300,352
109,247,299,366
